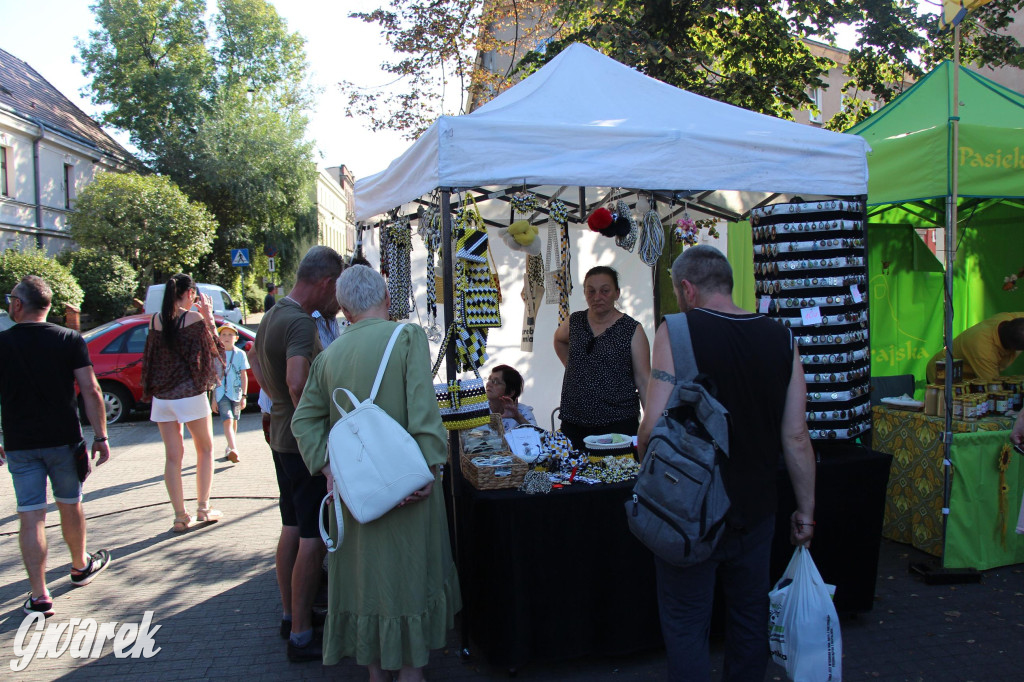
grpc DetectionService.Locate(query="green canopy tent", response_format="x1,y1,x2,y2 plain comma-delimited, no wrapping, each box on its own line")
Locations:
849,60,1024,569
850,60,1024,387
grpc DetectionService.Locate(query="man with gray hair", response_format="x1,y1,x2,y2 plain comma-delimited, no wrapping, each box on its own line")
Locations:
249,245,344,662
637,245,816,681
1,275,112,618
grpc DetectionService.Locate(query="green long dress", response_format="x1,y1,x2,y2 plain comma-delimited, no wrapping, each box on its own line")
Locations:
292,318,461,669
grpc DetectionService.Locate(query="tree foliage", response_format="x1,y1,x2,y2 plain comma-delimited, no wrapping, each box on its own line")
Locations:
68,172,217,281
187,92,317,279
57,248,139,321
347,0,1024,135
78,0,318,277
0,248,84,316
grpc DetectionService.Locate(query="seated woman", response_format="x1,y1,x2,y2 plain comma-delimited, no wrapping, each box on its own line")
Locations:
486,364,537,432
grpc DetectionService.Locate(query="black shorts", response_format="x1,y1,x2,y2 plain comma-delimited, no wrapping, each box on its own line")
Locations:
272,449,327,539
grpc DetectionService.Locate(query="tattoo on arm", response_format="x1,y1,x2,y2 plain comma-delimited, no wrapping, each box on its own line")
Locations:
652,369,677,384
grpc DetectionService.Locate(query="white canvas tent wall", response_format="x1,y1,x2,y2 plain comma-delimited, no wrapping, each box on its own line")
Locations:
354,43,870,425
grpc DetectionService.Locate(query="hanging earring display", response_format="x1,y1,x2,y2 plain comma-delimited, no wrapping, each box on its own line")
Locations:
673,203,720,245
383,217,412,320
638,195,665,266
749,198,870,442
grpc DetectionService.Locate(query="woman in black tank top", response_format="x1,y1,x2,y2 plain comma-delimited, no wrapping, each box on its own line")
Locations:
553,266,651,451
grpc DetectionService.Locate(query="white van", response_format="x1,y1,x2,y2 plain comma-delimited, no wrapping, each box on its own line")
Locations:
144,283,243,324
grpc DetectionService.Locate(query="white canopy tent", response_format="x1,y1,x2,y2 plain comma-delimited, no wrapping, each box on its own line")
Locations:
355,43,869,223
353,43,871,426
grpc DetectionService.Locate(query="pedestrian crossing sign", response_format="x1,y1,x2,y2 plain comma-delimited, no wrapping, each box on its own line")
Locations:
231,249,250,267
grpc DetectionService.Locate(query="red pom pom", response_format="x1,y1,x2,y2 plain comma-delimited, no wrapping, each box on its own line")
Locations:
587,207,613,232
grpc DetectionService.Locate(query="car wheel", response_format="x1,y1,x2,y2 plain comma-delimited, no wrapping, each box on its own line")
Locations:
101,383,133,424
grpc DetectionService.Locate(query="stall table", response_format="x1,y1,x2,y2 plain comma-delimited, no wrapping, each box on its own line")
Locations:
454,476,662,670
872,406,1024,568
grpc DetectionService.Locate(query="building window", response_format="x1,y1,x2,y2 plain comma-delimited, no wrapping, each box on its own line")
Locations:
809,88,823,124
64,163,74,209
1,147,9,197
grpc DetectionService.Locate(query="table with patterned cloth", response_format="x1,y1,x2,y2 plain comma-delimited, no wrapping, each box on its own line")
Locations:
872,406,1024,569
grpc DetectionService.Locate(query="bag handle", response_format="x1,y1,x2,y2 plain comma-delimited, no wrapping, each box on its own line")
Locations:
319,491,344,552
430,322,484,382
331,323,406,414
431,323,456,378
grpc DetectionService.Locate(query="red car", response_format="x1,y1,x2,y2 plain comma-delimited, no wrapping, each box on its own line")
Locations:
80,313,260,424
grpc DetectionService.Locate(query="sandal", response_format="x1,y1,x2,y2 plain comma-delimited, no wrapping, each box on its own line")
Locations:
226,449,240,463
172,514,192,533
196,507,222,523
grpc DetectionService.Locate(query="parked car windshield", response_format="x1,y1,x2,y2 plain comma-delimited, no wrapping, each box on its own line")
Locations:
82,319,127,342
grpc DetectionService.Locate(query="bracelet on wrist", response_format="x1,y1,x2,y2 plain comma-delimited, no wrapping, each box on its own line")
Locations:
94,436,109,442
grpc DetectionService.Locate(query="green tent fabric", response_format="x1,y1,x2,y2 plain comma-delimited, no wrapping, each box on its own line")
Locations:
850,61,1024,204
847,62,1024,390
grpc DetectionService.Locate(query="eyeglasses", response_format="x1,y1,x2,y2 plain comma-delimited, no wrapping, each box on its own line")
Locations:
5,294,21,306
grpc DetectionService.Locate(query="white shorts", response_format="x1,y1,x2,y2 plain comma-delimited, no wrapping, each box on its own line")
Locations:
150,394,212,423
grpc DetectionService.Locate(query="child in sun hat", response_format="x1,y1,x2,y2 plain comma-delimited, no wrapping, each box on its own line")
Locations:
212,323,249,462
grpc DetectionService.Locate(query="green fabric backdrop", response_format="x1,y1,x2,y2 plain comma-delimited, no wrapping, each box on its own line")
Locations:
867,201,1024,396
945,430,1024,569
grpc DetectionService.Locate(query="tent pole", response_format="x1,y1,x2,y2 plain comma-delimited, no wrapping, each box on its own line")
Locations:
439,188,470,657
440,190,457,380
941,26,962,565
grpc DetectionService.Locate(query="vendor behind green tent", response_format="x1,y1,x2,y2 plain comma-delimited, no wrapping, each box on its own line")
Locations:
926,313,1024,383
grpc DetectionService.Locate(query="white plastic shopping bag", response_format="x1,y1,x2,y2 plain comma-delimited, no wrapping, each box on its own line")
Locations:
768,545,842,681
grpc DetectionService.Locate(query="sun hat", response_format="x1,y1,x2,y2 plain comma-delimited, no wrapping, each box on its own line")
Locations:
217,323,238,336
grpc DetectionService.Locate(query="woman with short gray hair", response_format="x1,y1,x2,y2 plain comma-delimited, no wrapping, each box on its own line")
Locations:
293,265,461,681
334,263,385,316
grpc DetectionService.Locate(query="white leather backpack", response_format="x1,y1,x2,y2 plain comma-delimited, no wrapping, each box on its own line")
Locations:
318,323,434,552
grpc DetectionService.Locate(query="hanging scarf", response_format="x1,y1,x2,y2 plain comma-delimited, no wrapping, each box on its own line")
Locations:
521,253,545,351
383,217,412,320
546,199,572,324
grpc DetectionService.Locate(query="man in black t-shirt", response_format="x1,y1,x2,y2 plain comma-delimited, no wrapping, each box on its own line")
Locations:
0,276,113,618
637,246,816,682
264,283,278,311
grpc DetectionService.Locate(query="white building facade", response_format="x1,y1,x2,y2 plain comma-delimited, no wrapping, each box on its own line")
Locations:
0,48,136,254
315,164,355,255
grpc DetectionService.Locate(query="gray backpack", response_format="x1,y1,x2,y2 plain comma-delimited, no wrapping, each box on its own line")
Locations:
627,313,731,567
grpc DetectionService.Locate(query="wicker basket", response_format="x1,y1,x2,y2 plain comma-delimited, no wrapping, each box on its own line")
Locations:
460,414,528,490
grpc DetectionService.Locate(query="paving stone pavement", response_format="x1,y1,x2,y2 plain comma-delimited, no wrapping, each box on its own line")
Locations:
1,412,1022,680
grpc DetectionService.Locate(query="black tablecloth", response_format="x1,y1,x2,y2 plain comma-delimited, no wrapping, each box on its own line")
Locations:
455,478,663,669
770,445,892,614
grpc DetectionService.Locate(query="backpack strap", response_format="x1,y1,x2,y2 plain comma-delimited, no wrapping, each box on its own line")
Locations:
663,313,699,383
369,323,406,402
329,323,407,416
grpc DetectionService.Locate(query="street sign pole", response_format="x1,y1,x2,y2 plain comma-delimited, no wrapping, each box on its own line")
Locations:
241,266,247,325
231,248,252,325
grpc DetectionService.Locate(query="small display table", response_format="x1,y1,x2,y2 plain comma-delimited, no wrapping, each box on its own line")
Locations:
872,406,1024,569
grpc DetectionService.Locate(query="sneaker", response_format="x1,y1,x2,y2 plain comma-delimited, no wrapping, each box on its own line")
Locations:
70,549,112,587
22,593,54,617
286,636,323,663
